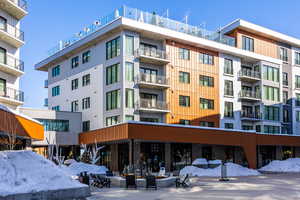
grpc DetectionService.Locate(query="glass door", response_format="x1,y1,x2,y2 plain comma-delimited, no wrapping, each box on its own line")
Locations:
140,93,158,108
0,78,6,96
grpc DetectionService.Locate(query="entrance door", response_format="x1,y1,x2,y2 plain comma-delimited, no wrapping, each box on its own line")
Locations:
141,143,165,172
0,78,6,96
118,143,129,172
0,47,6,65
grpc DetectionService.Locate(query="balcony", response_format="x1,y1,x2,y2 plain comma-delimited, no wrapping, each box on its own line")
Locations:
135,98,170,113
239,90,261,101
44,80,48,88
241,112,262,121
0,87,24,106
238,69,261,82
0,54,24,76
136,48,170,65
0,22,25,48
0,0,28,20
136,73,169,89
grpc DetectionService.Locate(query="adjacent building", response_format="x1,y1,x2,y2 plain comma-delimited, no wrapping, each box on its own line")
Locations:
35,6,300,171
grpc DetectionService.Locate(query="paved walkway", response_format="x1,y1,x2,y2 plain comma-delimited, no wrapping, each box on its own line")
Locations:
88,174,300,200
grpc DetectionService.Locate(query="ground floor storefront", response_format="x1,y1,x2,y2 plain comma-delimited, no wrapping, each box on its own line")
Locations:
79,122,300,172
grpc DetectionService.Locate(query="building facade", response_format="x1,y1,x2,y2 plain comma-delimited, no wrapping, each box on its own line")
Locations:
35,6,300,171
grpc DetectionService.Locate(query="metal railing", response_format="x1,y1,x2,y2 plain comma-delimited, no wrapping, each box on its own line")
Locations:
136,48,168,60
8,0,28,11
136,98,169,111
238,68,260,79
0,54,24,71
137,73,169,85
224,89,234,96
239,90,261,99
241,112,262,119
0,22,24,41
0,87,24,102
47,5,235,56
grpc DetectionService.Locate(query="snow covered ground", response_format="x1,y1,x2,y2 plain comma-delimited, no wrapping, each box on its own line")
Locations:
180,163,260,177
259,158,300,172
63,161,108,175
0,150,86,197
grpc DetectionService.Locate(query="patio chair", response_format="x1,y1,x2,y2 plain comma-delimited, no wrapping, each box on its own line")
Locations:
90,174,111,188
175,174,189,188
125,175,137,189
146,175,157,190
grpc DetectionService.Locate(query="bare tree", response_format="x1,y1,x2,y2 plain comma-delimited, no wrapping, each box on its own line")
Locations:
3,111,18,150
89,141,104,165
54,144,65,166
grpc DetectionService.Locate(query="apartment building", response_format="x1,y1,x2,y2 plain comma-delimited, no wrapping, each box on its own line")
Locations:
0,0,43,149
35,6,300,171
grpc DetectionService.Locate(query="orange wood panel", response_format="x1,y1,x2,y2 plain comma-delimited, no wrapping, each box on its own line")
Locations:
165,41,220,127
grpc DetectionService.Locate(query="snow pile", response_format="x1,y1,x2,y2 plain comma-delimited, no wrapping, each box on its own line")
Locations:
180,162,260,177
0,151,85,197
208,160,222,165
259,158,300,172
66,161,108,175
192,158,208,165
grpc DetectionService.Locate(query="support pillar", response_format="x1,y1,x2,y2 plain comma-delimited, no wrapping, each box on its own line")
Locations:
111,144,118,172
133,141,141,166
165,143,171,172
129,139,134,167
242,143,257,169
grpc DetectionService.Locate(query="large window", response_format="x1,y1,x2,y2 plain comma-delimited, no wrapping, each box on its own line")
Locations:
224,58,233,75
125,35,134,56
82,74,90,86
200,98,214,109
264,85,279,101
37,119,69,132
199,75,214,87
283,72,288,86
264,106,280,121
71,100,78,112
263,65,279,82
125,89,134,108
179,95,190,107
82,97,90,110
179,48,190,60
52,86,60,96
106,63,120,85
125,62,134,82
200,121,214,127
52,65,60,77
295,52,300,65
242,36,254,52
71,78,78,90
283,91,289,104
283,109,290,123
296,76,300,88
106,89,121,110
106,37,120,60
224,101,234,118
199,53,214,65
179,119,191,125
264,125,280,134
82,50,90,64
179,71,190,83
51,106,60,111
106,116,120,126
296,94,300,107
280,47,288,62
224,80,233,96
82,121,90,132
71,56,79,68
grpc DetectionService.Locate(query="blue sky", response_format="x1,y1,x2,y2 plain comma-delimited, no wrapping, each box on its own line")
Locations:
22,0,300,108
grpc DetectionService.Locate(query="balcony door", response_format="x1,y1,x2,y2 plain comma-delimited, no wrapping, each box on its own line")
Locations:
140,93,157,108
0,78,6,96
140,67,157,83
140,43,157,57
242,105,252,117
0,16,7,31
0,47,6,65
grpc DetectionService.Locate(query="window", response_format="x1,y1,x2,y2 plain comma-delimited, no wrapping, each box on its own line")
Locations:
296,94,300,106
283,109,289,123
296,76,300,88
225,123,234,129
125,115,134,121
125,62,134,82
0,16,7,31
179,119,190,125
106,37,120,60
37,119,69,132
200,121,214,127
106,63,120,85
106,89,121,110
82,74,90,86
256,125,261,133
264,106,280,121
283,72,288,86
0,47,7,65
264,86,280,101
283,91,289,104
125,89,134,108
295,52,300,65
179,48,190,60
52,65,60,77
199,53,214,65
52,86,60,96
140,118,159,123
263,65,279,82
264,125,280,134
242,125,253,131
106,116,120,126
179,71,190,83
224,80,233,96
82,97,90,110
179,95,190,107
51,106,60,111
125,35,134,56
224,58,233,75
199,75,214,87
71,78,78,90
297,111,300,122
82,50,90,64
280,47,288,62
71,56,79,68
71,100,78,112
224,102,234,118
82,121,90,132
200,98,214,109
242,36,254,52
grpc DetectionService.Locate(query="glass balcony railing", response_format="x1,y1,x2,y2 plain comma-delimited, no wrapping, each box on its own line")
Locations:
136,48,168,60
0,54,24,72
137,73,169,86
241,112,262,119
0,22,25,41
47,6,235,56
8,0,28,11
0,87,24,102
238,69,260,79
136,98,169,111
239,90,261,99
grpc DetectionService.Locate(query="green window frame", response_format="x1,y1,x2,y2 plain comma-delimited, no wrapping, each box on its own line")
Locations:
125,89,134,108
125,35,134,56
106,89,121,110
51,106,60,111
224,58,233,74
224,101,234,118
200,98,214,110
82,74,90,86
200,121,214,127
199,75,214,87
51,86,60,96
296,93,300,107
199,53,214,65
125,115,134,121
125,62,134,82
224,80,233,96
71,78,78,90
264,106,280,121
106,37,120,60
179,71,190,83
71,100,78,112
106,116,120,126
279,47,288,62
263,85,280,101
179,119,190,125
296,111,300,122
82,121,90,132
263,65,279,82
106,63,120,85
179,95,190,107
71,56,79,68
242,36,254,52
82,50,90,64
295,52,300,65
52,65,60,77
296,76,300,88
82,97,90,110
179,48,190,60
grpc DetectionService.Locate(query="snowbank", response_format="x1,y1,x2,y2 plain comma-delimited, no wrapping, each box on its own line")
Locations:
180,163,260,177
65,162,108,175
0,151,85,197
259,158,300,172
192,158,208,165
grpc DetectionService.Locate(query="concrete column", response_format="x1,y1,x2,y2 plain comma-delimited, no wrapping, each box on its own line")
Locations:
165,143,171,171
129,140,133,166
257,146,263,168
133,141,141,166
276,146,283,160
